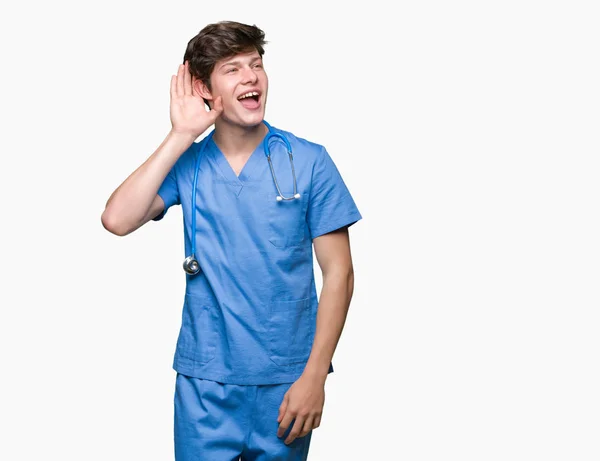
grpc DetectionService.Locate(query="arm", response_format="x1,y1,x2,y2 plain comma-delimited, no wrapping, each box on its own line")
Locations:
302,226,355,383
277,145,362,443
101,60,223,236
101,130,196,236
276,226,356,443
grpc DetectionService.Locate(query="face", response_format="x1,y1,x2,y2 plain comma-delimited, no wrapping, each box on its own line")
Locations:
197,49,268,128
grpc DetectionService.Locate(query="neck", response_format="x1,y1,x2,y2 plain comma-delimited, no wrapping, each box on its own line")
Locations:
213,119,269,157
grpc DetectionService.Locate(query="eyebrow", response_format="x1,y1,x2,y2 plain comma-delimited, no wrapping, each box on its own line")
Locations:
220,56,262,70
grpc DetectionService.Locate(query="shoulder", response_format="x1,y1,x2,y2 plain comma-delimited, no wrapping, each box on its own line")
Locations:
267,124,327,165
172,139,202,175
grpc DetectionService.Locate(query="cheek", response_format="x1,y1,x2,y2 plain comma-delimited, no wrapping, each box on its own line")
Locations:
222,85,240,107
223,97,240,116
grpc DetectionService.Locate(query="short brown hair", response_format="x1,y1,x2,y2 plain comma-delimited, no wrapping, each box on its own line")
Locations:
183,21,267,106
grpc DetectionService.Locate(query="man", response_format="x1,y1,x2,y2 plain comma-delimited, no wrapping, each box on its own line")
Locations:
102,21,362,460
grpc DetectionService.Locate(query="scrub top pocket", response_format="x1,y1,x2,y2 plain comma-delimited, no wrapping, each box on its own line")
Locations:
175,293,218,364
266,296,316,366
266,191,309,248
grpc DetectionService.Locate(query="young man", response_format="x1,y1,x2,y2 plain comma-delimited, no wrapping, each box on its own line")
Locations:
102,21,362,460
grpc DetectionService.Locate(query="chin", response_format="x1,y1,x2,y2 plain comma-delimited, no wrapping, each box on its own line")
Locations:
220,107,265,128
239,112,265,127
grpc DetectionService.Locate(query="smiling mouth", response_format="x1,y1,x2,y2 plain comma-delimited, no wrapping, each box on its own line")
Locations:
237,93,261,110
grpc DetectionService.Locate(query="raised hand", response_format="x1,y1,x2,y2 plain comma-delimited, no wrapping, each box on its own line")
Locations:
169,60,223,138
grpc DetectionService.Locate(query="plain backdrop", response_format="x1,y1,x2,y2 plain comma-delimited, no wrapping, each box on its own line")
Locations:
1,0,599,460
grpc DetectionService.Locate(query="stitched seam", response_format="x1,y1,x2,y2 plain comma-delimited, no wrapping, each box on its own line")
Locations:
172,367,302,382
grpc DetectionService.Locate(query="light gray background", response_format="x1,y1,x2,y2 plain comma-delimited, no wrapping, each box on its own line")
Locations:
1,0,598,460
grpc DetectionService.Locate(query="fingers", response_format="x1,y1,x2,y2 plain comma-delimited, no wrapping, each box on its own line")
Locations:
277,394,291,436
277,396,311,444
173,62,195,99
283,416,307,445
299,415,315,438
170,75,176,101
277,393,288,423
277,412,294,439
176,63,184,97
183,60,191,96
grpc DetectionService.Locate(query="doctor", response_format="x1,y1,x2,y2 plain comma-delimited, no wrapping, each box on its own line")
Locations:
102,21,362,461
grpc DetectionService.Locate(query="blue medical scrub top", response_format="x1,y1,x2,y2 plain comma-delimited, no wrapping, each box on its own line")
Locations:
153,122,362,385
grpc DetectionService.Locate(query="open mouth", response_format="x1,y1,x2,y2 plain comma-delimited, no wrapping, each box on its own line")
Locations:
237,91,261,110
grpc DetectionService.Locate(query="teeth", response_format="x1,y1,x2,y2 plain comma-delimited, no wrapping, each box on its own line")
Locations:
238,91,259,100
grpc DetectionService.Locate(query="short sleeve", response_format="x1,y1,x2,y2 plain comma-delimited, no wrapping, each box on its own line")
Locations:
307,146,362,239
152,165,180,221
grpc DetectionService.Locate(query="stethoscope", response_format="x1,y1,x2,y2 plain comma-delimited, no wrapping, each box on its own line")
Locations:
183,121,301,275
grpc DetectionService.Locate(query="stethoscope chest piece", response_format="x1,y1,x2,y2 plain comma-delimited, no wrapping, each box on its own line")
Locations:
183,255,201,275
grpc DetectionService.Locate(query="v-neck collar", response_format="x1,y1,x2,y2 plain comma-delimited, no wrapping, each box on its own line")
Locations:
208,130,266,188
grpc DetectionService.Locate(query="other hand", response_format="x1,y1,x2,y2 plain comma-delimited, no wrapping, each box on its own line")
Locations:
276,373,325,445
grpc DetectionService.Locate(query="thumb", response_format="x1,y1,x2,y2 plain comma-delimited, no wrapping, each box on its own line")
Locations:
210,96,223,119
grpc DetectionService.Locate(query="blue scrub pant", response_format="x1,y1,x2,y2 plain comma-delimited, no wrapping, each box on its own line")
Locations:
174,373,313,460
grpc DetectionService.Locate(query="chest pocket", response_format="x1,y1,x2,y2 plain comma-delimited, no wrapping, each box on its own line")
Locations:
265,191,309,248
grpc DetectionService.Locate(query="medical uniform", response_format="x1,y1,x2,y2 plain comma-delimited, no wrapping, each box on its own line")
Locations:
153,121,362,460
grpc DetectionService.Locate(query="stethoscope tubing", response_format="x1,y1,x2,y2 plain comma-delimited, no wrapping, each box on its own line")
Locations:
183,121,299,275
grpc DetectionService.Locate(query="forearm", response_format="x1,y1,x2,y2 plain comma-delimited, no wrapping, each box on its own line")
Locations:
303,268,355,382
102,130,196,235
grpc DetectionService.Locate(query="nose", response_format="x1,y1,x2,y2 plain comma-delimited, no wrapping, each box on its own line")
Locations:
240,65,258,84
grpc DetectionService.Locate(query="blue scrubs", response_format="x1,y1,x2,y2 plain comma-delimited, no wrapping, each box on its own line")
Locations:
174,373,312,460
154,121,362,457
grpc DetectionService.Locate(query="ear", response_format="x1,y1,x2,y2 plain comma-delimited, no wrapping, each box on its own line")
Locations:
192,79,212,101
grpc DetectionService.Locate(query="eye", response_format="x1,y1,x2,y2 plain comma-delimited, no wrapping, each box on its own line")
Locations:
253,63,263,69
226,68,237,74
